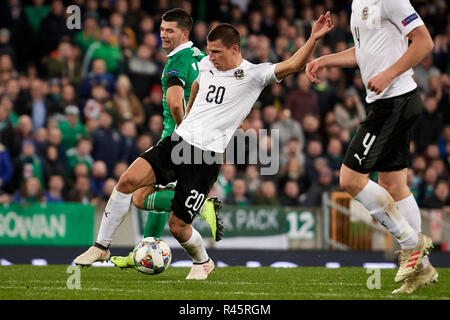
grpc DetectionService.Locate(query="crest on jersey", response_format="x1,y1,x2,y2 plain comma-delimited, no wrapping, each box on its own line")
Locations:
234,69,245,80
362,7,369,20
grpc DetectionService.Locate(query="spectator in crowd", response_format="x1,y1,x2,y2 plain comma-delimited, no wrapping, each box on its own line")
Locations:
65,135,94,177
38,0,72,60
286,72,319,124
66,174,95,205
13,176,44,204
0,103,19,158
135,132,153,155
123,44,163,101
244,164,261,196
99,177,117,203
90,160,108,197
253,180,279,206
73,13,100,55
112,74,145,126
90,111,120,176
216,163,236,200
59,84,79,112
280,179,301,207
0,143,13,191
79,58,115,102
334,87,366,135
42,143,65,182
45,40,82,86
85,25,123,75
9,138,44,192
272,108,304,151
418,167,439,206
58,105,87,151
280,137,305,172
423,180,450,210
118,120,139,165
303,166,335,207
413,94,444,154
225,177,252,206
301,113,321,146
414,54,441,94
304,139,324,183
25,79,57,130
142,84,163,120
44,173,65,202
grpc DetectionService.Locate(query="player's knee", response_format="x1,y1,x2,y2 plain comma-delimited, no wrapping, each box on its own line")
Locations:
117,172,139,194
339,168,367,197
378,180,403,199
131,193,145,210
339,171,355,194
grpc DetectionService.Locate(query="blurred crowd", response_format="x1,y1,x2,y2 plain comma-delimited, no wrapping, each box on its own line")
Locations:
0,0,448,211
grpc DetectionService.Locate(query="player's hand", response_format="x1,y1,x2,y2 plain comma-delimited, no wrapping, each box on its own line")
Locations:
311,11,335,41
367,70,395,95
305,57,325,83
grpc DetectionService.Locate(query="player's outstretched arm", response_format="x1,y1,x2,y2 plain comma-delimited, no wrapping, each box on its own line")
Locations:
305,47,357,83
367,25,434,95
185,80,199,117
275,11,334,80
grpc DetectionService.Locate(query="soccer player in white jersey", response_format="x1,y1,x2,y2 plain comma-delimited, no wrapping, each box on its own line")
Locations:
73,12,334,280
306,0,437,293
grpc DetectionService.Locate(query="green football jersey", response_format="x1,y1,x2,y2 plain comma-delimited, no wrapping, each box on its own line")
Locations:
161,44,205,139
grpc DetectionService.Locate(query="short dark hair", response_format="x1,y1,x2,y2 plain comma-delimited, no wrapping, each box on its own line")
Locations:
207,23,241,48
161,8,193,32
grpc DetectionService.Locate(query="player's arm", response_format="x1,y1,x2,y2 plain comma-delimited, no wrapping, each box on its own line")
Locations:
367,26,434,94
166,77,185,126
305,47,357,83
275,11,334,80
185,80,199,117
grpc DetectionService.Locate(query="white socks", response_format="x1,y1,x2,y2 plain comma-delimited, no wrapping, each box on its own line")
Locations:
96,187,133,248
355,180,418,249
396,194,429,267
180,227,209,264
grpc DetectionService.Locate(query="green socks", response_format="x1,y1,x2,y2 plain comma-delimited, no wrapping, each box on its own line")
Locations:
143,190,174,238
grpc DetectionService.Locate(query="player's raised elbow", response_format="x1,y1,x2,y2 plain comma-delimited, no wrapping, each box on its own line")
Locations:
424,37,434,53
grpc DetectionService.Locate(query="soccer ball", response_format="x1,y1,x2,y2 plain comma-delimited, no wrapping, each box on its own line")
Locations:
132,237,172,275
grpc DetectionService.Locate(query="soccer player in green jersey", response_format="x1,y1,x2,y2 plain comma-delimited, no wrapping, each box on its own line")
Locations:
108,9,223,268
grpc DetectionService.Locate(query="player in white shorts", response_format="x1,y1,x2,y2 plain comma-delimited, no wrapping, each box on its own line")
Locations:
306,0,437,293
74,12,334,280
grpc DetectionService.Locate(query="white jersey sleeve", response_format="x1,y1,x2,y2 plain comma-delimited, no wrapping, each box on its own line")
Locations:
251,62,281,87
383,0,424,36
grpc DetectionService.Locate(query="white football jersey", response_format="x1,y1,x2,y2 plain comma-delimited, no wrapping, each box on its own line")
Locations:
350,0,424,103
175,57,279,153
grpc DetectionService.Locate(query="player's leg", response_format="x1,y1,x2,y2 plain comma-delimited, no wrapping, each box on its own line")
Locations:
170,147,221,280
340,164,417,249
379,170,438,293
169,213,215,280
74,157,158,265
341,90,434,282
111,185,170,268
133,186,170,238
137,184,224,240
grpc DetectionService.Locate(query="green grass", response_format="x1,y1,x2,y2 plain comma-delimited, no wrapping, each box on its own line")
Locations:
0,265,448,300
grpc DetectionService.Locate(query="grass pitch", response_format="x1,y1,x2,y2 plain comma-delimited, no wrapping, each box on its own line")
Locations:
0,265,448,300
